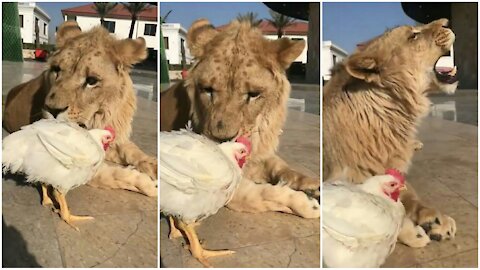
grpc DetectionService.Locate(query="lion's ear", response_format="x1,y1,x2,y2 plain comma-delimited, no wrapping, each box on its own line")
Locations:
56,21,82,48
187,19,218,58
345,54,381,84
114,37,148,67
273,38,305,69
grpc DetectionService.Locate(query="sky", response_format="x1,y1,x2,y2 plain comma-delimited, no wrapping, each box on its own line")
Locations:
323,2,414,53
160,2,272,29
37,2,90,42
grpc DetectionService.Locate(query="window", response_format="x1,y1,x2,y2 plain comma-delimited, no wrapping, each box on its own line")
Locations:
66,15,77,21
104,21,115,33
332,54,337,64
163,36,169,49
19,15,23,28
144,24,157,36
44,23,47,35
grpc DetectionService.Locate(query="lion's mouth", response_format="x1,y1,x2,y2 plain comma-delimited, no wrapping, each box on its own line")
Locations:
435,66,458,84
434,56,458,85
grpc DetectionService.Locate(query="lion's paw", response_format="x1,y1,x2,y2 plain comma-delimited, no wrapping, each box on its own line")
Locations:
419,210,456,241
398,217,430,248
137,157,157,180
413,140,424,151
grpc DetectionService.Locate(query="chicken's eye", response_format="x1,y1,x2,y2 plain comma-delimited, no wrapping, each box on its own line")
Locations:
390,183,396,187
86,76,99,88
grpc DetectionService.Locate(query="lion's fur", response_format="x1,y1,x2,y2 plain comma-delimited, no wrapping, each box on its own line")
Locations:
160,19,319,218
323,19,457,246
3,21,157,197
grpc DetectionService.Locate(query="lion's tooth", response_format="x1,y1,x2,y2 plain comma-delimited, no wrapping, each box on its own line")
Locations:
448,66,457,76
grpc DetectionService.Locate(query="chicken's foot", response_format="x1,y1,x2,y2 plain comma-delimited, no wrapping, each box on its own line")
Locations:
177,220,234,267
53,189,94,231
41,184,53,206
168,216,183,239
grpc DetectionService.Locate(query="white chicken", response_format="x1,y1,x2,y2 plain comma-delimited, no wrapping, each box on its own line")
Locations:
160,129,250,267
322,169,406,268
2,118,115,230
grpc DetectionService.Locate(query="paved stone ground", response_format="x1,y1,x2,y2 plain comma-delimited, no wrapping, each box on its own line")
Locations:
2,61,158,267
160,109,321,268
383,117,477,267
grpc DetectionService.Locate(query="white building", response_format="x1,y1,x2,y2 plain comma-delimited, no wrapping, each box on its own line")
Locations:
61,3,158,50
18,2,50,44
322,41,348,82
161,23,192,65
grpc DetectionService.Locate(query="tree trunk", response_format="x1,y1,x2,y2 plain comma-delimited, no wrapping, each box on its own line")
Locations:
277,28,282,39
128,17,136,38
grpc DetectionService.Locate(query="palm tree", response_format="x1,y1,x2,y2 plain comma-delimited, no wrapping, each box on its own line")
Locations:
236,12,262,27
160,10,172,24
266,10,296,38
93,2,118,27
123,2,149,38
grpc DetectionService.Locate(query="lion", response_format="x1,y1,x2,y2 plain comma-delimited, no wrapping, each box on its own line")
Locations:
323,19,458,247
160,19,320,218
3,21,157,197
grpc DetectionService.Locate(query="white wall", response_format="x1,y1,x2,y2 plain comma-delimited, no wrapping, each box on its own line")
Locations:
322,41,348,81
264,34,308,63
18,4,49,44
68,15,158,50
162,23,192,65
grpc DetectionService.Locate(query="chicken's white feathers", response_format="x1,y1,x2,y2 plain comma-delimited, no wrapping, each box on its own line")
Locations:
2,118,109,193
160,129,239,194
160,129,244,223
322,176,405,268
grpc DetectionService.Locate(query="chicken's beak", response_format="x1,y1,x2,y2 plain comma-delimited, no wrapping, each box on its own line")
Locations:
399,184,407,191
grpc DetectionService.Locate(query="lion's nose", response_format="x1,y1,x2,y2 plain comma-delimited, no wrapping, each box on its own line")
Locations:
45,105,68,118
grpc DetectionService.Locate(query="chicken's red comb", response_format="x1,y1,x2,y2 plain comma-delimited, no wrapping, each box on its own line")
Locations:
105,126,115,139
385,168,405,184
235,136,251,154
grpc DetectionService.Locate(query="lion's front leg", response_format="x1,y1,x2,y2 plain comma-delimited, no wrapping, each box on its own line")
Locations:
399,183,456,246
115,141,157,180
88,163,157,197
264,155,320,198
226,178,319,219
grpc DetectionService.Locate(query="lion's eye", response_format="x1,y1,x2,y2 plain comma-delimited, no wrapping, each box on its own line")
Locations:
202,87,214,100
86,76,99,87
51,65,60,73
409,32,420,40
246,91,260,103
50,65,61,77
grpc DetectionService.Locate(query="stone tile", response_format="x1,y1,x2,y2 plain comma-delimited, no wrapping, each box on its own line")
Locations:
3,205,63,267
182,238,316,268
64,185,157,216
288,235,321,267
418,248,478,267
56,211,156,268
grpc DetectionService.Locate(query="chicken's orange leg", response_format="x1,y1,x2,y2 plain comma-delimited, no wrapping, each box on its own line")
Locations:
177,220,234,268
53,189,94,231
168,216,183,239
41,184,53,206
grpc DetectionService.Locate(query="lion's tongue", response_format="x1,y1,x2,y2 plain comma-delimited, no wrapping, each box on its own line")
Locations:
435,66,458,84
